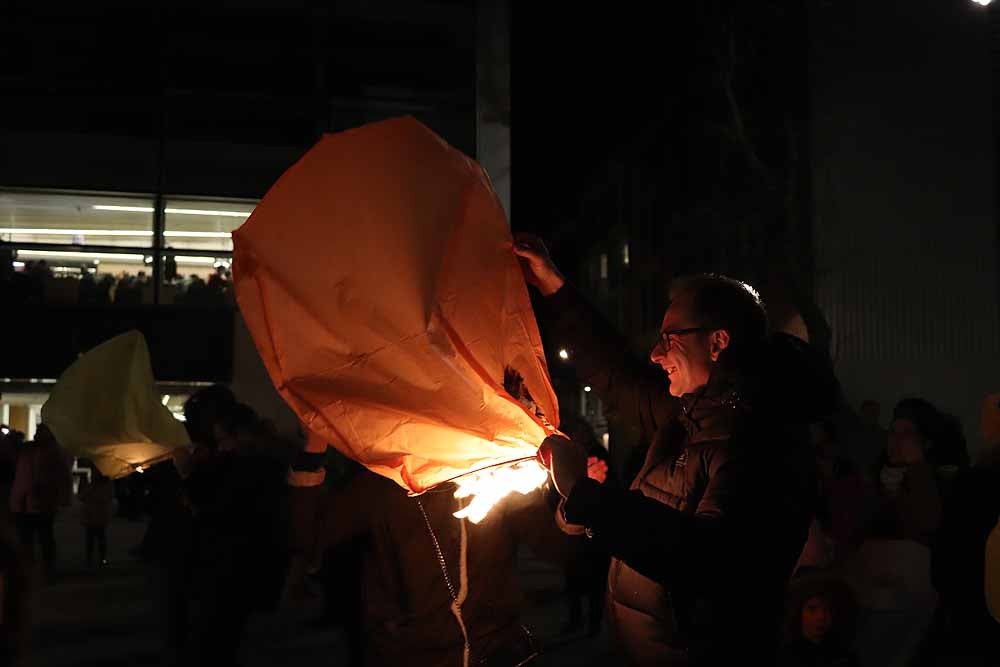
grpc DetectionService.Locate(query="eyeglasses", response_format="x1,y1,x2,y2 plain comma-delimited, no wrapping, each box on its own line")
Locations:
656,327,714,350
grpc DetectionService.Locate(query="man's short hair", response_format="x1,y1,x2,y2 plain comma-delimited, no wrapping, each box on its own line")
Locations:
669,274,767,369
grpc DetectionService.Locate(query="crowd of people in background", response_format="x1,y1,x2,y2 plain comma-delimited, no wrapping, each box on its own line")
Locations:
0,254,234,307
0,383,616,666
0,386,293,666
774,393,1000,666
0,359,996,665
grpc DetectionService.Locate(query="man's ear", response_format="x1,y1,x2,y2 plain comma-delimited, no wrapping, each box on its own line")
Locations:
709,330,731,362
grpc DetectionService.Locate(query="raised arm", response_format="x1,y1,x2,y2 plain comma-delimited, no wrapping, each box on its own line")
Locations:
514,233,677,439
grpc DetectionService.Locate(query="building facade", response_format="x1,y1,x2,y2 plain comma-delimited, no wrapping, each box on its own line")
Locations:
0,3,481,439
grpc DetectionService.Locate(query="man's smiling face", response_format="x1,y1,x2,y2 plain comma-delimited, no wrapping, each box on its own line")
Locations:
649,296,716,397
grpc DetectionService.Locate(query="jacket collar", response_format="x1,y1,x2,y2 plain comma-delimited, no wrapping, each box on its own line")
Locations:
678,369,749,442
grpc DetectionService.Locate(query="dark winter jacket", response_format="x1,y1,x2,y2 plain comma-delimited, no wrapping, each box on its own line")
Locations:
778,639,861,667
542,284,836,666
291,467,572,667
9,440,69,515
186,445,289,613
931,451,1000,653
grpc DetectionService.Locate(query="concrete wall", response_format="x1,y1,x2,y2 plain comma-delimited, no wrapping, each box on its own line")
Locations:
476,0,511,220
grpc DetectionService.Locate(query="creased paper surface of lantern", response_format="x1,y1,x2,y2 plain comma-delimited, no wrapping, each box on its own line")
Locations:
41,330,191,479
233,117,558,494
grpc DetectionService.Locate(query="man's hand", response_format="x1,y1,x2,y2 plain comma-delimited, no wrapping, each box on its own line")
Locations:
587,456,609,484
512,233,566,296
537,434,587,498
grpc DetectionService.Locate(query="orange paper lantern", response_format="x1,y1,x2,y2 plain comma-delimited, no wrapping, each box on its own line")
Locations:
233,117,558,494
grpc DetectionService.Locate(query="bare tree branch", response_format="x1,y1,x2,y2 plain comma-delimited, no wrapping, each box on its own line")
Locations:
716,14,775,189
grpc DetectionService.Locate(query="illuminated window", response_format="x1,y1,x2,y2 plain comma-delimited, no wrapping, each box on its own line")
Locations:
1,190,247,306
0,191,154,248
163,197,255,253
600,253,608,280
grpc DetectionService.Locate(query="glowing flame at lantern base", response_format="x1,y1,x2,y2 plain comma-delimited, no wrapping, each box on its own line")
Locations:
452,459,549,523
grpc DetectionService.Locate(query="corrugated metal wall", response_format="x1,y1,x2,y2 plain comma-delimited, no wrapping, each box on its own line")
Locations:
810,0,1000,452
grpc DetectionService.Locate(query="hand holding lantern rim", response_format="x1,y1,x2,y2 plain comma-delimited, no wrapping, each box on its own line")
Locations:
512,233,565,297
536,434,588,499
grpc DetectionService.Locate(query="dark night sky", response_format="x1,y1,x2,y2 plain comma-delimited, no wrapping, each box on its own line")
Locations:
512,8,686,223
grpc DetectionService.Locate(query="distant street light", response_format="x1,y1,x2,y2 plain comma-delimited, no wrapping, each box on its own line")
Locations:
558,348,569,360
584,386,592,392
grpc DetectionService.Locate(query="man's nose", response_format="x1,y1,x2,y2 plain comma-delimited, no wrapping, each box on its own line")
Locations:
650,343,664,364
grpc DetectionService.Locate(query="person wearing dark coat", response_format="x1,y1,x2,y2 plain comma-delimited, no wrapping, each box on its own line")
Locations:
0,522,28,666
146,385,237,666
516,235,838,666
929,396,1000,665
867,399,950,546
557,413,611,636
288,464,573,667
76,461,113,567
184,403,289,667
287,363,583,667
9,424,71,580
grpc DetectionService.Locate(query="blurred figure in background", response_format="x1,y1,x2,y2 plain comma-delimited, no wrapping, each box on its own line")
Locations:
844,398,953,667
848,399,886,479
184,397,288,667
870,399,949,545
780,573,860,667
808,421,874,570
149,384,235,666
77,459,113,568
0,427,23,528
557,414,610,637
0,520,28,666
9,424,71,581
929,393,1000,665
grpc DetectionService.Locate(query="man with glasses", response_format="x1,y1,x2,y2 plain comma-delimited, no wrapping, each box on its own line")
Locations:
514,234,837,666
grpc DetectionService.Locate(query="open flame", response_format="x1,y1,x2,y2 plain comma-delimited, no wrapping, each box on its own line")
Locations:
451,458,548,523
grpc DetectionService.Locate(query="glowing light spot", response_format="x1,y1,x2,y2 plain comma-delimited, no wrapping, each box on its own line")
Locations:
451,459,548,524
